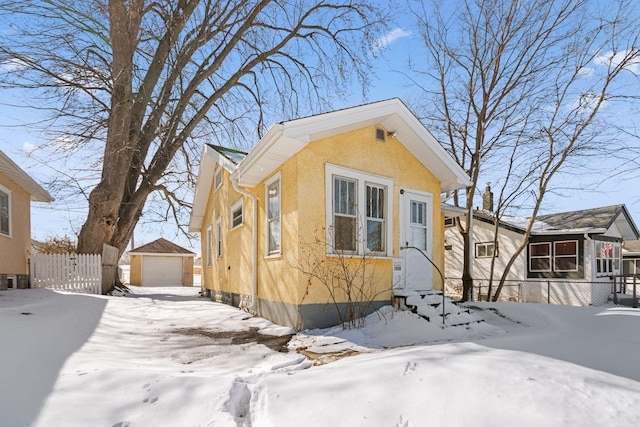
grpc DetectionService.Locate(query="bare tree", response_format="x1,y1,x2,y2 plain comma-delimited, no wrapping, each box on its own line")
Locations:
408,0,640,301
296,226,386,329
0,1,386,263
32,235,77,254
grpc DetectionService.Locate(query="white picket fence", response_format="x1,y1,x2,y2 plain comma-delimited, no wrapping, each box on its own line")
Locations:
31,252,102,295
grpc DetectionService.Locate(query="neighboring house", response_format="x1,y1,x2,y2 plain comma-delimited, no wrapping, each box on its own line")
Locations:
128,238,195,287
190,98,471,330
445,200,640,306
622,239,640,276
0,150,53,290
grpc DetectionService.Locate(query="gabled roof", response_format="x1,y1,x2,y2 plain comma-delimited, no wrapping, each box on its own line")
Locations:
0,150,53,202
206,144,247,167
474,204,640,240
623,239,640,255
189,144,246,231
233,98,470,191
189,99,471,231
128,238,195,255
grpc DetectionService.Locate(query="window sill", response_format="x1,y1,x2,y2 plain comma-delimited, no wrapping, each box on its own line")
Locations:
326,253,393,260
265,253,282,260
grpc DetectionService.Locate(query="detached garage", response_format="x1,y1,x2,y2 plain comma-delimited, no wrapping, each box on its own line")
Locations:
128,238,195,287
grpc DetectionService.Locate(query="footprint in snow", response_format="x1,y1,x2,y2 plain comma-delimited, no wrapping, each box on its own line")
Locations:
396,415,410,427
403,361,417,375
143,396,159,404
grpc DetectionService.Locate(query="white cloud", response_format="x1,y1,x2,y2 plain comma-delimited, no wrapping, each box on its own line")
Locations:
0,58,27,72
22,142,36,153
569,91,609,114
374,28,411,50
577,66,594,77
50,136,77,151
594,49,640,74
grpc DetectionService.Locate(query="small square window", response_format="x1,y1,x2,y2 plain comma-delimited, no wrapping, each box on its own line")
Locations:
475,242,497,258
375,128,386,141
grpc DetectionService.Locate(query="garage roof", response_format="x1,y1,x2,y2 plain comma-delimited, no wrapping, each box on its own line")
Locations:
129,238,195,256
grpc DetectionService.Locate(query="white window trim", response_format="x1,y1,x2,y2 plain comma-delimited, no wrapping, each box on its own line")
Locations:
214,165,223,192
265,172,282,257
553,240,579,272
0,184,12,238
325,164,393,257
529,242,551,272
475,241,498,258
215,217,222,259
595,240,621,276
230,198,244,230
206,225,213,267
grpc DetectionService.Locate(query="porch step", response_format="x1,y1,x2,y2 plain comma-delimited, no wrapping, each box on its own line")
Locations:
393,289,482,328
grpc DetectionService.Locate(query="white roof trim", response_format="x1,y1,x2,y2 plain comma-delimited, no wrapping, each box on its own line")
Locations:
189,145,239,231
127,252,195,257
233,98,471,192
441,203,467,217
0,150,53,202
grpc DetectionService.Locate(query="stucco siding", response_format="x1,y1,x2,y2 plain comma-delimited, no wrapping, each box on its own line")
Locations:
129,254,142,286
199,123,451,327
291,124,443,301
0,173,32,276
201,167,253,297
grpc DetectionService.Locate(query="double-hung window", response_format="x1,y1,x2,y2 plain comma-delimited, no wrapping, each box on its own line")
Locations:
215,217,222,259
553,241,578,272
206,226,213,267
326,164,392,256
231,199,243,229
266,174,281,255
366,184,386,252
333,176,357,251
214,166,223,191
596,241,620,275
0,186,10,237
529,242,551,272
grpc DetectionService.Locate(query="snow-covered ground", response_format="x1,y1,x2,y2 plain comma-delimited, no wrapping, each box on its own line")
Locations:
1,287,639,427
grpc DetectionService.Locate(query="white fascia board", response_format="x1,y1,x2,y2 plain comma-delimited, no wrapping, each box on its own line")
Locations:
233,98,471,191
128,252,195,257
0,150,54,202
441,203,467,217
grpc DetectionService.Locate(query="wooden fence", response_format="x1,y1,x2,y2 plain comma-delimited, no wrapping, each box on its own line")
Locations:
31,253,102,295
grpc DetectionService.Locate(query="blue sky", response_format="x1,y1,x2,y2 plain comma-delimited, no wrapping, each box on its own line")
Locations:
1,7,639,252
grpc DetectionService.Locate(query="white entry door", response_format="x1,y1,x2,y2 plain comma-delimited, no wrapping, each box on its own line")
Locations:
402,190,433,291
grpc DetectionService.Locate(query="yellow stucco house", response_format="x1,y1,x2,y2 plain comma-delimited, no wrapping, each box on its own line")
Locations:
0,150,53,289
190,99,470,329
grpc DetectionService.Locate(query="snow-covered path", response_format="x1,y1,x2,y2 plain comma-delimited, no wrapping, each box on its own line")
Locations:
1,287,640,427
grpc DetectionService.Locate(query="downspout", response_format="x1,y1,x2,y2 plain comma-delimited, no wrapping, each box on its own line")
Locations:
232,177,258,312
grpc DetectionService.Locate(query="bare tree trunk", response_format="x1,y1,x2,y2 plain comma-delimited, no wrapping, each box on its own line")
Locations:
77,0,143,256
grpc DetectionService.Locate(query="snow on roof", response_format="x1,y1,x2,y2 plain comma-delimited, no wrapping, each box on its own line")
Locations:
476,204,639,239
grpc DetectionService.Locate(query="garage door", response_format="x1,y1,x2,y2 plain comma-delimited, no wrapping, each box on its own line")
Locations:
142,256,183,287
